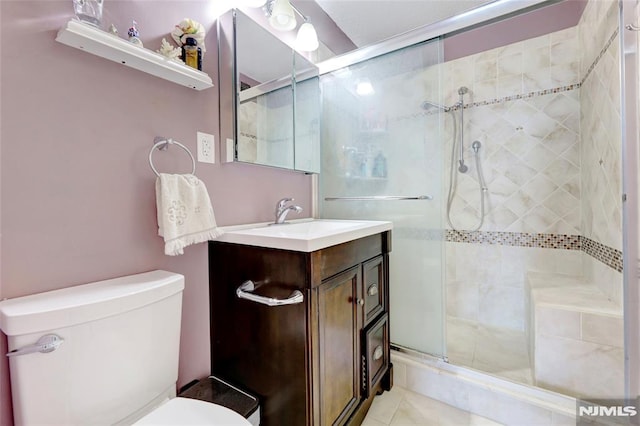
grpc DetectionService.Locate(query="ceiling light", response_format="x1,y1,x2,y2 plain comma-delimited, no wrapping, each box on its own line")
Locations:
268,0,296,31
243,0,267,7
296,20,319,52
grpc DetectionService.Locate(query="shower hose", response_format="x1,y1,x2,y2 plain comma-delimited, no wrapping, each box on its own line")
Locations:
445,106,488,232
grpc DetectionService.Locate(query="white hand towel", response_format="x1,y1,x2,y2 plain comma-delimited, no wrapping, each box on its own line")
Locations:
155,173,223,256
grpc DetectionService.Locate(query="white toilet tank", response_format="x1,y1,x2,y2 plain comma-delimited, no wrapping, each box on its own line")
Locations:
0,270,185,425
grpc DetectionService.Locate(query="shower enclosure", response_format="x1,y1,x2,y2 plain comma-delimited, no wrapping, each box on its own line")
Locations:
318,0,634,402
319,37,446,356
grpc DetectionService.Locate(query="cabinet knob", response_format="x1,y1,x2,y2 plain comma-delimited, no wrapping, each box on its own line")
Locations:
373,346,383,361
367,284,378,296
357,298,365,306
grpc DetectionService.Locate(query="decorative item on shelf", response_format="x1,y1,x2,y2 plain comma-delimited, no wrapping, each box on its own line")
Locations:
172,18,206,51
171,18,205,70
72,0,103,27
157,38,183,62
107,23,118,36
181,37,202,70
127,20,143,47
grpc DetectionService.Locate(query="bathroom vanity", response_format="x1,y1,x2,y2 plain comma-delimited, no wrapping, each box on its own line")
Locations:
208,220,393,425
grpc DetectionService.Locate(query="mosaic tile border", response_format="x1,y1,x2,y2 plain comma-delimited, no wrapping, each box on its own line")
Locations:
239,131,293,144
459,84,582,111
444,230,623,272
581,28,619,86
239,132,257,140
582,236,623,273
394,28,619,124
395,84,582,122
445,230,581,250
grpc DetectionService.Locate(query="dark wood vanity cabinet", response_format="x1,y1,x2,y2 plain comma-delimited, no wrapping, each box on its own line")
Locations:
208,231,392,426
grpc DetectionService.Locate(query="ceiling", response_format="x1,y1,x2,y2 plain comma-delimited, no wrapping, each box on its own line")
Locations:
312,0,494,50
287,0,497,62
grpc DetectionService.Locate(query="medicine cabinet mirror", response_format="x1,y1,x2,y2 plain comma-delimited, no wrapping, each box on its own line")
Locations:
218,9,320,173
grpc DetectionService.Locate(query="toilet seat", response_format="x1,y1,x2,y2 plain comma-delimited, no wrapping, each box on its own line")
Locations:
134,397,252,425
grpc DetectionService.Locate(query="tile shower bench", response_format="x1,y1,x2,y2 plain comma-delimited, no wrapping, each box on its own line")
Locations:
526,272,624,398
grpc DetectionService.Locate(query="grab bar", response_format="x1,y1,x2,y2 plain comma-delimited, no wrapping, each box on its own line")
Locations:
236,280,304,307
324,195,432,201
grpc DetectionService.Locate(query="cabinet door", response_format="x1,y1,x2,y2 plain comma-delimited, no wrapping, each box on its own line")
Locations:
315,266,362,426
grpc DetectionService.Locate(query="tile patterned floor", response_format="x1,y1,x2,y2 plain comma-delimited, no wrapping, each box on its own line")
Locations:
362,386,504,426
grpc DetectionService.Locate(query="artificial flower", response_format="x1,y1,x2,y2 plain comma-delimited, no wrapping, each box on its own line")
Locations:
171,18,206,52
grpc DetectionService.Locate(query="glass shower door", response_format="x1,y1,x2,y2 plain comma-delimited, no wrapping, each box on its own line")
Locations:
318,38,446,357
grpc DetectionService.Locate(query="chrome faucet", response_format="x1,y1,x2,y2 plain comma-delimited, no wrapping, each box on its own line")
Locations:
274,197,303,224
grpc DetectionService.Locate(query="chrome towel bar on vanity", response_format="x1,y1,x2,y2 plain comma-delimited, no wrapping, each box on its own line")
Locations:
236,280,304,307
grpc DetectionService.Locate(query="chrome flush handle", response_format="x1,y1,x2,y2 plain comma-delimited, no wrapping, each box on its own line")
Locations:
6,334,64,357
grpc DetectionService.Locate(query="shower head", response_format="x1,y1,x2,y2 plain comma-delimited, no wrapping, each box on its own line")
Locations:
458,86,469,95
421,100,450,112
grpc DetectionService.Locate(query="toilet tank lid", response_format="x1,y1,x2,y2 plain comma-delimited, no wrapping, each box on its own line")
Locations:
0,270,185,336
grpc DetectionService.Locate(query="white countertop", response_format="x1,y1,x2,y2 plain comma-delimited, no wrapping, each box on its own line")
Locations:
215,218,393,252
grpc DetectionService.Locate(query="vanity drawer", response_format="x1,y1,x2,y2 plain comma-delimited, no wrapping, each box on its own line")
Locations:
362,313,389,398
362,255,385,326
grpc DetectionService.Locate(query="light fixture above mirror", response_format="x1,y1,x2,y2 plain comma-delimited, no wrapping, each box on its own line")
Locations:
245,0,319,52
268,0,297,31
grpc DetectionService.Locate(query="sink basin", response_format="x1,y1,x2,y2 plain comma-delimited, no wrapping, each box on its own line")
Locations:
216,219,393,252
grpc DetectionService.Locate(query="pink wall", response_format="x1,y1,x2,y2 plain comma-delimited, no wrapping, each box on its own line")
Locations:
0,1,311,424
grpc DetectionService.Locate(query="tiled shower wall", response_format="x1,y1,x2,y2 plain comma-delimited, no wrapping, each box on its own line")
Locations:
238,97,293,168
443,26,580,235
444,0,623,331
578,0,624,304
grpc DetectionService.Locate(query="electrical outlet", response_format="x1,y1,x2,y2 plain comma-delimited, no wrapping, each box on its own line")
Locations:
197,131,215,164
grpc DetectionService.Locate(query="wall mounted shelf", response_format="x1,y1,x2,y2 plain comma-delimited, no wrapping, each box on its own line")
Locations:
55,19,214,91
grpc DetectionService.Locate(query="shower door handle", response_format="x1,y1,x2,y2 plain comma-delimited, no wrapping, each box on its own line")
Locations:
324,195,432,201
236,280,304,307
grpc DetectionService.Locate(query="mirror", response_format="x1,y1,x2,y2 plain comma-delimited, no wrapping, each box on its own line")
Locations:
218,9,320,173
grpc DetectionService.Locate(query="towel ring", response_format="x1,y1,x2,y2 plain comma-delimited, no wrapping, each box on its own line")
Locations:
149,137,196,177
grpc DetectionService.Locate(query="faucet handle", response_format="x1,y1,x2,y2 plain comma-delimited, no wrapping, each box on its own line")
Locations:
276,197,294,209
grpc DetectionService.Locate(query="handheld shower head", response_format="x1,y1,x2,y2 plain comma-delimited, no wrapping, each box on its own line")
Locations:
458,86,469,95
472,140,481,153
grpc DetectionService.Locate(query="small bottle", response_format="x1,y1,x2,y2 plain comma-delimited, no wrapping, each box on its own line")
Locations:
373,152,387,178
181,37,202,70
360,156,368,177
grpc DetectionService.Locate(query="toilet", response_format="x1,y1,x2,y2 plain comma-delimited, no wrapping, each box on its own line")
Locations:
0,270,252,425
